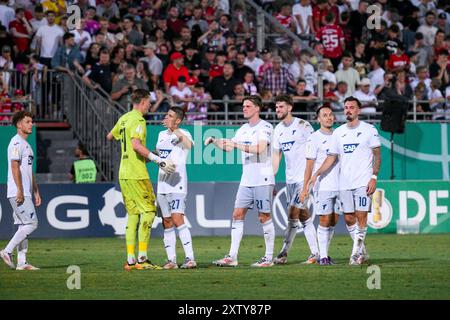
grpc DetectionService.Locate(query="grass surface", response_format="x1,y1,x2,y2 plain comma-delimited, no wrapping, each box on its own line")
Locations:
0,234,449,300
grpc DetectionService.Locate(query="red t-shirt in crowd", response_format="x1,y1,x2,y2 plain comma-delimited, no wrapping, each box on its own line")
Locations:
163,64,190,88
209,64,224,79
315,24,345,59
9,20,30,52
387,53,410,71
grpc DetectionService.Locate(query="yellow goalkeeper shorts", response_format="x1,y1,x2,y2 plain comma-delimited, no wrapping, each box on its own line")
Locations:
119,179,156,215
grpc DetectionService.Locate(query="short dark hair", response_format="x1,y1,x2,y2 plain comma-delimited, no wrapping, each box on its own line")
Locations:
242,95,263,109
63,32,74,42
274,94,294,107
77,142,89,155
131,89,149,105
316,105,333,116
169,106,185,121
12,110,33,127
344,96,362,108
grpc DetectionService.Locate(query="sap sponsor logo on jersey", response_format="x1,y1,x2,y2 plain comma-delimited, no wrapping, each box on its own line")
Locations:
159,149,172,159
343,143,359,153
281,141,295,152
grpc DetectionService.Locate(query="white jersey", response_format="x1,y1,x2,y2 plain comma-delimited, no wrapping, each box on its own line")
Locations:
7,134,34,198
273,117,313,184
328,121,381,190
156,129,193,194
305,129,339,192
232,119,274,187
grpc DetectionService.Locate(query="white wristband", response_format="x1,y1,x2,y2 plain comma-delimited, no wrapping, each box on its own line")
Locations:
371,175,378,180
147,152,162,164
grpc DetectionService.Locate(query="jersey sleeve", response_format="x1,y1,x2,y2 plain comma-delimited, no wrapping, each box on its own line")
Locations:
258,123,273,143
305,136,318,160
129,119,146,141
272,126,281,150
327,131,340,155
110,121,120,140
9,140,22,161
231,127,241,143
369,126,381,148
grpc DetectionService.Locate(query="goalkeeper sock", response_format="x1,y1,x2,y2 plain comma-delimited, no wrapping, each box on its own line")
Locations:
163,227,177,262
280,219,299,254
177,224,194,260
137,211,155,262
229,220,244,260
126,214,139,264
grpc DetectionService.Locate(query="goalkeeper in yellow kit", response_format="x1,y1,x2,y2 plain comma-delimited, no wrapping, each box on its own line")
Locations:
107,89,176,270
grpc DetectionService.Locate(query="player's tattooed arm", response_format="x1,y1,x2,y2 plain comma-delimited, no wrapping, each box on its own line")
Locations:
372,147,381,176
173,129,193,150
272,150,282,175
233,140,268,155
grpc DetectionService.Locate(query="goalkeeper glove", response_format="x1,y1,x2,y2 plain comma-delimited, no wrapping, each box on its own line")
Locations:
147,152,176,174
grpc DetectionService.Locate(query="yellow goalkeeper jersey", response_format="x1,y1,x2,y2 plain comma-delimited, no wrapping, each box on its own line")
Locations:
111,109,149,180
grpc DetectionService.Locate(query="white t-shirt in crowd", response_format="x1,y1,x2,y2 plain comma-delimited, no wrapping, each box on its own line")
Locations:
36,24,64,58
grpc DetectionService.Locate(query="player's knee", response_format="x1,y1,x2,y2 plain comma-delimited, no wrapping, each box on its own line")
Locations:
258,213,271,224
171,213,185,227
163,217,173,229
344,213,356,225
298,209,310,222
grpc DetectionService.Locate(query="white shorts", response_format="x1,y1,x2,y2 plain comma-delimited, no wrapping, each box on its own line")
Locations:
339,187,371,213
234,185,273,213
9,197,38,225
286,182,307,210
157,193,187,218
314,191,341,215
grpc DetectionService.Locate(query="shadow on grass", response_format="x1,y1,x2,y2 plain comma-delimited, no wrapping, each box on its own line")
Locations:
38,263,92,269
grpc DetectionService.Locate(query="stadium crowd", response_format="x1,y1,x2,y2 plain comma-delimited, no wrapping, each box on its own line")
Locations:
0,0,450,123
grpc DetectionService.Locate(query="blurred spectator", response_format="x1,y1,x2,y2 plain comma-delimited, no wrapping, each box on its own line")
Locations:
208,62,239,111
28,53,46,111
393,70,413,99
169,75,194,112
71,18,92,59
29,5,47,52
244,45,263,75
417,11,438,47
41,0,66,25
333,80,348,120
233,51,254,82
353,41,368,76
84,42,100,70
257,48,272,81
9,7,32,60
261,55,295,96
0,45,13,87
167,5,185,35
189,82,210,124
410,32,433,68
123,15,143,47
110,45,125,75
335,52,360,96
388,42,410,74
315,11,345,69
230,82,245,112
52,32,84,75
433,29,447,56
183,43,201,71
274,3,295,49
353,78,378,114
140,42,163,86
429,49,450,90
411,66,432,98
163,52,190,93
136,60,154,90
187,5,208,33
97,0,120,20
413,82,430,116
35,10,64,68
243,71,258,96
292,78,316,113
111,64,147,110
209,50,226,81
289,51,316,92
70,142,97,183
82,49,112,95
348,0,369,48
0,0,15,32
429,78,446,120
292,0,314,40
84,6,101,36
437,12,450,36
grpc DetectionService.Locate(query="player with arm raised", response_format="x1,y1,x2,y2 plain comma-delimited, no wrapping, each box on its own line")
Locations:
107,89,175,271
309,96,380,265
156,107,197,270
207,95,276,267
271,95,319,265
300,105,340,266
1,111,40,271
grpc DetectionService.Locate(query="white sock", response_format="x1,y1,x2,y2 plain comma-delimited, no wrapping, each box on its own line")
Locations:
317,225,329,259
327,226,335,253
346,223,357,241
5,224,37,254
17,238,28,267
262,220,275,260
280,219,299,254
177,224,194,260
163,227,177,262
229,220,244,260
352,225,367,256
302,217,318,255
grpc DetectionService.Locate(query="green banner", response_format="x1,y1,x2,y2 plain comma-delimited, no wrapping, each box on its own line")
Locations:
0,126,37,184
368,180,450,234
145,123,450,182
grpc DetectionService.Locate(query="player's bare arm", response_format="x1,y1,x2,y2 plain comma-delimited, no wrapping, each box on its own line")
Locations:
204,137,233,152
173,129,193,150
11,160,24,205
230,140,269,155
308,154,337,190
367,147,381,195
272,150,282,175
300,159,315,203
32,174,41,207
106,132,114,141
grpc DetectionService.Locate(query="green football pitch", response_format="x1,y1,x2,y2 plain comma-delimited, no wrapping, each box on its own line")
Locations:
0,234,449,300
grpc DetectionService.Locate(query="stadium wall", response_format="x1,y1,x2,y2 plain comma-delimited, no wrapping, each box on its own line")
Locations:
0,181,448,239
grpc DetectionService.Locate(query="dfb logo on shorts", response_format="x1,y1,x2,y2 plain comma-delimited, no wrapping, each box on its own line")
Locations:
343,143,359,153
158,149,172,159
281,141,295,152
